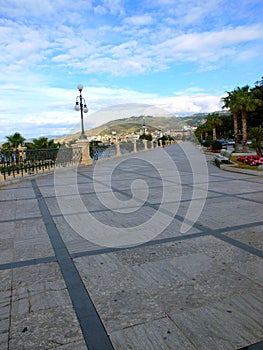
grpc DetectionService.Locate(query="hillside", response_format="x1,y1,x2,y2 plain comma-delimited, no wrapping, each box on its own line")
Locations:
57,114,207,143
96,116,187,132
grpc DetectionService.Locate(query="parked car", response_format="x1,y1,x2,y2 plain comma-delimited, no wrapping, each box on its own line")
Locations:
227,139,235,145
218,139,228,149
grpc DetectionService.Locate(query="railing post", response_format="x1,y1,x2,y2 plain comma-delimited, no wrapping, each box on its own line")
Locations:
143,139,148,150
17,146,27,161
116,142,121,157
77,139,93,165
133,141,137,153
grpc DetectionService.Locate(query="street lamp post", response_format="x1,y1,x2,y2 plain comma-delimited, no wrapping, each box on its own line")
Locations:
142,118,146,134
75,84,88,139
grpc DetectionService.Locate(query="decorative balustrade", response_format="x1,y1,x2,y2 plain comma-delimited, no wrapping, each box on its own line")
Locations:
89,140,158,162
0,147,81,181
0,139,163,182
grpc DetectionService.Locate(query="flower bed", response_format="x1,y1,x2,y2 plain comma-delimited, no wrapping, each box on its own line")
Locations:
236,155,263,166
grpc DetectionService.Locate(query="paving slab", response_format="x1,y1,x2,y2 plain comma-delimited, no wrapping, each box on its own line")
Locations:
169,290,263,350
5,263,86,350
110,317,197,350
0,143,263,349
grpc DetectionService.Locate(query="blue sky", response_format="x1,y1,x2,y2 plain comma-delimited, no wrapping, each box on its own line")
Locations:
0,0,263,141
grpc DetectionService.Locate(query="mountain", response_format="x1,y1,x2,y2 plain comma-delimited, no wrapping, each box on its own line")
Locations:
56,114,209,143
92,115,188,133
183,111,231,127
182,114,209,127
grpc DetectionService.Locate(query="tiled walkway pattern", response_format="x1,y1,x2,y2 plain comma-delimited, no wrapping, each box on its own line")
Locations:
0,143,263,349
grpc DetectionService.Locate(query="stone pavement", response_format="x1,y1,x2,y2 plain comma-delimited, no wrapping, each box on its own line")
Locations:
0,142,263,350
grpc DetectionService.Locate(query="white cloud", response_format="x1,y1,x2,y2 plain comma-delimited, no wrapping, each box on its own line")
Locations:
124,14,153,26
177,0,225,26
94,5,107,15
93,0,125,16
1,1,262,77
47,22,262,76
142,95,221,115
0,82,222,141
76,92,222,132
0,0,93,19
153,24,263,68
0,0,262,141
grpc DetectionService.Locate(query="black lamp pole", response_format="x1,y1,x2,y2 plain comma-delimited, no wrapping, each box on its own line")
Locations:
75,84,88,140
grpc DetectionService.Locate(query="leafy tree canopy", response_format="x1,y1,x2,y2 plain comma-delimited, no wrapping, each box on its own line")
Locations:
25,137,59,149
2,132,25,149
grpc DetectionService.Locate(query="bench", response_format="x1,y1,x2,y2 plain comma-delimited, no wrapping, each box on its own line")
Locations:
213,150,233,168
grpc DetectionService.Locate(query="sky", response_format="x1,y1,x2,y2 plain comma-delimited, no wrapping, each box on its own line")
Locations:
0,0,263,142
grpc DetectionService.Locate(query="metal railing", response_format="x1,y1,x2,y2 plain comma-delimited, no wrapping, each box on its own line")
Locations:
0,147,81,181
90,145,112,161
0,140,161,181
90,141,158,162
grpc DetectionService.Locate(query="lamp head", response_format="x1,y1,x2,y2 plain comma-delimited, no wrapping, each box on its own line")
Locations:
75,102,80,111
83,104,88,113
77,84,83,92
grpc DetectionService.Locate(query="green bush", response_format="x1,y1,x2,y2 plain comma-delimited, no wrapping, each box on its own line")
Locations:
211,140,222,150
203,140,211,147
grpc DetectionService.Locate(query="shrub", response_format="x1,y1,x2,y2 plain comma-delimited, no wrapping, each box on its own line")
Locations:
203,140,211,147
211,140,222,150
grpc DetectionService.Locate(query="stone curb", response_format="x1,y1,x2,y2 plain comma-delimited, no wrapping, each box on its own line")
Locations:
220,164,263,176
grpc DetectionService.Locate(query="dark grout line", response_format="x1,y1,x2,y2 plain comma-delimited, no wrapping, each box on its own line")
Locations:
31,179,114,350
0,256,57,270
71,218,263,261
211,231,263,258
0,216,44,223
77,159,263,208
238,340,263,349
2,218,263,271
77,169,263,257
71,232,209,259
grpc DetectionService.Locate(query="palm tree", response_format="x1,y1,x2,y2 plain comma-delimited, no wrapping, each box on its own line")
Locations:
234,86,261,152
26,137,59,149
221,91,239,152
248,127,263,156
206,113,222,140
2,132,25,149
195,124,205,142
194,122,210,143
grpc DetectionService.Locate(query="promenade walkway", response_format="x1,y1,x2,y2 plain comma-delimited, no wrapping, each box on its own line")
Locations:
0,142,263,349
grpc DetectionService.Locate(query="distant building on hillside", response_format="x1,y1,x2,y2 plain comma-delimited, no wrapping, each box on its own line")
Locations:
167,128,192,139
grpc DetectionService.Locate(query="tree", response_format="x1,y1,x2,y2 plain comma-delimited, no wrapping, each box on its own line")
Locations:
139,134,152,141
195,122,212,143
234,86,261,152
216,113,234,139
2,132,25,149
248,127,263,156
26,137,59,149
221,90,240,152
222,85,262,152
195,124,205,142
206,113,222,140
249,79,263,128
